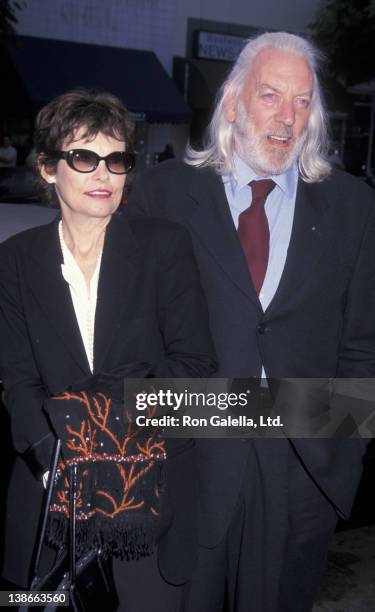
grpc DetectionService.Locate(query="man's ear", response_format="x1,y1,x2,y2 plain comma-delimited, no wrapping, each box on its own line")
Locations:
38,155,56,184
223,85,237,123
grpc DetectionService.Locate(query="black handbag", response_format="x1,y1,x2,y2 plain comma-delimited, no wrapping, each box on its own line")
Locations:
20,440,119,612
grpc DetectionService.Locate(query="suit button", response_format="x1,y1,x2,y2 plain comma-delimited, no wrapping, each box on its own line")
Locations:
257,323,271,334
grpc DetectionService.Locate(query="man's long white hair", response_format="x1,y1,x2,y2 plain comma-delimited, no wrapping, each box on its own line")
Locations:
185,32,331,183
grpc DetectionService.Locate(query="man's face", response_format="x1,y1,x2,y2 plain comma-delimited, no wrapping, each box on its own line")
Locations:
226,47,313,175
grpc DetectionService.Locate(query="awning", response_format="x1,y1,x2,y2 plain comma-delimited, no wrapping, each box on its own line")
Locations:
6,36,191,123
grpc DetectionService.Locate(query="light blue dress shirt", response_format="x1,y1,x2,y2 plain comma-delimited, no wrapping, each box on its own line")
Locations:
223,154,298,312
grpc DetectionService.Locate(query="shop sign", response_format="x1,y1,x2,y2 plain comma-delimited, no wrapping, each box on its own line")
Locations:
196,31,246,62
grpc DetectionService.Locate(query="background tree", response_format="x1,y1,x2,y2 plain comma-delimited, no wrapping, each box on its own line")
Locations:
310,0,375,85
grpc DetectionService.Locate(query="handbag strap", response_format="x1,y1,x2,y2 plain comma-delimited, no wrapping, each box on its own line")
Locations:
31,438,61,582
31,440,82,590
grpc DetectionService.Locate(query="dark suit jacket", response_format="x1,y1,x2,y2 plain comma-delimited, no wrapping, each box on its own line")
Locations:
128,160,375,547
0,212,216,587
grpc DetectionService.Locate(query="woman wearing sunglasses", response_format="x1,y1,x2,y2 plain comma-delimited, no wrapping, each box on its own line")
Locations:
0,90,216,611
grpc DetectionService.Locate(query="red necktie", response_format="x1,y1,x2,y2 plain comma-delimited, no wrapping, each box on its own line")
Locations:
238,179,276,294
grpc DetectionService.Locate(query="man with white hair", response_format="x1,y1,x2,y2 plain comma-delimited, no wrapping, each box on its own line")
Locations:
128,32,375,611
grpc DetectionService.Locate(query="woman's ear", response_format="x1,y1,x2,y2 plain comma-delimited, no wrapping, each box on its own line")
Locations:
38,154,56,184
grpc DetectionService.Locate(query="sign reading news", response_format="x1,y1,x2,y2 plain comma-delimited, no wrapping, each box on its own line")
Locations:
123,378,375,439
196,31,246,62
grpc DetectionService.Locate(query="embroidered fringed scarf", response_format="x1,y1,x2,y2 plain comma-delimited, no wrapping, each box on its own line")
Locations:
44,391,166,560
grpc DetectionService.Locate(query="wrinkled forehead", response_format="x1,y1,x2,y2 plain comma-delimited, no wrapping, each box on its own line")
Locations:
245,46,313,95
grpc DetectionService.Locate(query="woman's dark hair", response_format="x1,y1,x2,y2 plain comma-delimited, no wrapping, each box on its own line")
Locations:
34,89,135,207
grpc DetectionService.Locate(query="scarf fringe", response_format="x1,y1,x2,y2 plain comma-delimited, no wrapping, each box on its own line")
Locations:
46,514,157,560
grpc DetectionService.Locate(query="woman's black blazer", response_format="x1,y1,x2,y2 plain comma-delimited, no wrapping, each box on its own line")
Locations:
0,212,216,587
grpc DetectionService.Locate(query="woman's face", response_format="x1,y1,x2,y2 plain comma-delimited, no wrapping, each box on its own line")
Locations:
41,129,127,222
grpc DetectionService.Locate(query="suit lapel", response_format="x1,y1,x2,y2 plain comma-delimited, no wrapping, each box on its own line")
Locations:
265,179,329,317
93,214,141,373
187,167,261,308
26,218,90,374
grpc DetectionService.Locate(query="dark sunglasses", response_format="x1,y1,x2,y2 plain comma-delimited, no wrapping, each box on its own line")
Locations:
55,149,135,174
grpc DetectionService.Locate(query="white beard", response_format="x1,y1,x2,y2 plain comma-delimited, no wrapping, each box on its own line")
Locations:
234,102,306,175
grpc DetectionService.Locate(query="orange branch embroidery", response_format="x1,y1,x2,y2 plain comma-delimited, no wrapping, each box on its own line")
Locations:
51,390,166,520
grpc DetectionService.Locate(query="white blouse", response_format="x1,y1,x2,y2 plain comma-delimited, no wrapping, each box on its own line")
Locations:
58,221,102,373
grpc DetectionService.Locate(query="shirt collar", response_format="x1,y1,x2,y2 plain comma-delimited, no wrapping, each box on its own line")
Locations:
223,153,298,203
